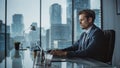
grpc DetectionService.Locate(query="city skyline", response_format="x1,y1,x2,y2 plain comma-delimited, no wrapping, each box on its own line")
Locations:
0,0,100,30
0,1,101,67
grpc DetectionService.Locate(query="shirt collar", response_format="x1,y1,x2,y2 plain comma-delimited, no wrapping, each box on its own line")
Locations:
83,25,93,34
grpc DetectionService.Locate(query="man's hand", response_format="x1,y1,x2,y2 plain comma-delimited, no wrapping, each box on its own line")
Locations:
50,50,67,57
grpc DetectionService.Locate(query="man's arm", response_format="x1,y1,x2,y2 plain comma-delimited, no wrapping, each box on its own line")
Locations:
61,39,80,51
61,32,85,51
49,39,81,57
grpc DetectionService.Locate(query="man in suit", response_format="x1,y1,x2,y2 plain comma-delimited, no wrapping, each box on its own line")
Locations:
49,9,107,62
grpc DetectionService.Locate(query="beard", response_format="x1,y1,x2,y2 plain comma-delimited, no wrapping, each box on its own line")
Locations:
80,24,90,30
80,25,87,29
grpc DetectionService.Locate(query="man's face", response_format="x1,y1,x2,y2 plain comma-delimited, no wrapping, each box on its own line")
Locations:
79,14,92,29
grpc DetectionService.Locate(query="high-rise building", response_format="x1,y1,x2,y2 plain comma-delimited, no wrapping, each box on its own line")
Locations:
49,3,72,49
0,20,11,58
49,3,62,24
41,27,46,50
51,24,70,49
0,20,3,33
0,20,10,33
46,29,51,50
50,3,62,49
0,20,5,51
66,0,72,41
93,9,101,27
74,0,90,10
66,0,72,24
11,14,24,37
0,20,5,33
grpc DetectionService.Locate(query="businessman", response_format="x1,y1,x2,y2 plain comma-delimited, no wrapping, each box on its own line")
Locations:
49,9,107,62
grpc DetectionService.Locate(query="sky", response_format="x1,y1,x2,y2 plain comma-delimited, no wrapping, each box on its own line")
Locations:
0,0,100,30
0,0,5,23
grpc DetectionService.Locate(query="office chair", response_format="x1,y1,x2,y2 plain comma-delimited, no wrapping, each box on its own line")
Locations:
103,30,115,64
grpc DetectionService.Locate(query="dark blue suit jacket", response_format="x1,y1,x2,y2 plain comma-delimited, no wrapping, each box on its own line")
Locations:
62,24,107,62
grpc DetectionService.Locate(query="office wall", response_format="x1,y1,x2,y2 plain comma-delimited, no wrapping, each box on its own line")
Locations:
102,0,120,65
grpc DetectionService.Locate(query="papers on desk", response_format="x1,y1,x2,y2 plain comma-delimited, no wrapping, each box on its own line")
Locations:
45,53,53,60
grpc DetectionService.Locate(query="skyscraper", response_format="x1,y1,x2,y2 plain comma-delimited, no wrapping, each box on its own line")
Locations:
74,0,90,10
0,20,3,33
11,14,24,37
46,29,51,50
49,3,62,48
66,0,72,25
66,0,72,40
49,3,71,49
0,20,11,58
93,9,101,27
49,3,62,24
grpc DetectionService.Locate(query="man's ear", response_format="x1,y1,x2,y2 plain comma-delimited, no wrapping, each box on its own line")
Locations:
88,17,93,23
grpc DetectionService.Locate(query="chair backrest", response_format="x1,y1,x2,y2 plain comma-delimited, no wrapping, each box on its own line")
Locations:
103,30,115,63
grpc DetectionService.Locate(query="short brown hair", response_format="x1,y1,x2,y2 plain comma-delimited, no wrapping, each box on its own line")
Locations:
79,9,95,23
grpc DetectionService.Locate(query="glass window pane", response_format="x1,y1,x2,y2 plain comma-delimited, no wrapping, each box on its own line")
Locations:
0,0,5,68
41,0,72,50
7,0,40,68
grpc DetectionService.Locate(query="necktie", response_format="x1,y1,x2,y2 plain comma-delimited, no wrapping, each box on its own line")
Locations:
82,32,87,50
77,32,87,51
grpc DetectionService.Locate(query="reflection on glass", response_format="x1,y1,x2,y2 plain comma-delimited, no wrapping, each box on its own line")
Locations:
12,50,23,68
14,42,20,50
51,62,79,68
7,0,40,68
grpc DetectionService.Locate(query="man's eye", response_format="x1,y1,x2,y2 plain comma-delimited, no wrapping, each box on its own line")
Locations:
80,20,83,21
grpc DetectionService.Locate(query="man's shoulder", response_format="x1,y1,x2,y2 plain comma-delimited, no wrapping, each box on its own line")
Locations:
92,25,103,32
90,25,104,37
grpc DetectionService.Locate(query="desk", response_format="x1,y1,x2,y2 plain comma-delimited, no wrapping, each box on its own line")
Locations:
51,57,111,68
0,48,119,68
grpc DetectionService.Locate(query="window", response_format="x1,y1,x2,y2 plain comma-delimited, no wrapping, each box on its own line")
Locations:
41,0,72,50
1,0,102,68
6,0,40,68
41,0,101,67
41,0,101,49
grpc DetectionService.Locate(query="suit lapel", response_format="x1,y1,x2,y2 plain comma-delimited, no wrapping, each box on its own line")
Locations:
86,25,97,40
84,25,97,48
